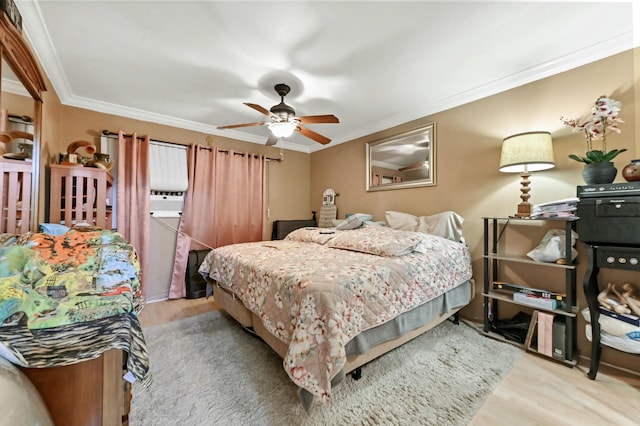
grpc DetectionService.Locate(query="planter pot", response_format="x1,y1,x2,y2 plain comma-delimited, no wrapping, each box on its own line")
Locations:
582,162,617,185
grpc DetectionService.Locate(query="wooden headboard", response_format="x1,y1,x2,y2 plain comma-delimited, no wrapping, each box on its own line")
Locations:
271,219,317,240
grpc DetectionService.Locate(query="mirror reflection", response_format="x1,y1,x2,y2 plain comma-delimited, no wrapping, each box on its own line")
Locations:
1,57,37,231
1,62,34,157
366,123,436,191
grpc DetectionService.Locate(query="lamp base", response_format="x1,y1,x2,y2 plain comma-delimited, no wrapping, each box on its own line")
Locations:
515,202,531,218
515,172,532,218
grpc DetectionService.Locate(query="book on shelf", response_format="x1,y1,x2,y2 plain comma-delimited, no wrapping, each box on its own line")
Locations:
599,306,640,327
513,292,559,310
552,316,567,360
493,281,566,301
524,310,539,350
537,311,555,357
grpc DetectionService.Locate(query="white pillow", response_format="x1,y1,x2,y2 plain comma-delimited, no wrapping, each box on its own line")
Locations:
362,220,386,227
385,211,419,231
417,211,464,242
385,210,464,241
0,357,53,425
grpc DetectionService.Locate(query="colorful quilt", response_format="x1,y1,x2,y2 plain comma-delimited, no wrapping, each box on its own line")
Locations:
199,226,472,401
0,230,150,386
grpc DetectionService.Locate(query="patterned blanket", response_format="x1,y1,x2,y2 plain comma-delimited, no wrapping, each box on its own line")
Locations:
200,226,473,400
0,230,150,385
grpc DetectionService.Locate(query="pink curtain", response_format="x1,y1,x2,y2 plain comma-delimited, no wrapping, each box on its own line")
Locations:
168,146,265,299
213,149,265,247
116,131,151,297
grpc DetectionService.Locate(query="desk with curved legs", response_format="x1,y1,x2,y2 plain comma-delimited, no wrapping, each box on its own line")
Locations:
583,244,640,379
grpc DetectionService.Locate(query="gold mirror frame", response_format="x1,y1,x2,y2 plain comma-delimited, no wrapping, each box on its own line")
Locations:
366,123,436,191
0,12,46,232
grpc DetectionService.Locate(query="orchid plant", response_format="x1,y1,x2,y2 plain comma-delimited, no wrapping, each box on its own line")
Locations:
561,96,627,163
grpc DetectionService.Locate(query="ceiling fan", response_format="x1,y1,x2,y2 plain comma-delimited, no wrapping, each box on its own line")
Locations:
217,83,339,146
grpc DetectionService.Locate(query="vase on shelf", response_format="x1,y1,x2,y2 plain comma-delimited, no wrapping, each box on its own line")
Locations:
582,162,617,185
621,159,640,182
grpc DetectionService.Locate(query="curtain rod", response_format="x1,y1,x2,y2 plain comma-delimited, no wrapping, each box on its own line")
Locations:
101,129,282,162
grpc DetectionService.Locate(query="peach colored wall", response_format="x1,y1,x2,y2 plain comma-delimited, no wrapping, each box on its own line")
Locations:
0,91,34,117
41,105,311,241
311,49,639,372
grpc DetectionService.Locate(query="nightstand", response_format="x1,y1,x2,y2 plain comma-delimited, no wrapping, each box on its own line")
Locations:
482,216,578,366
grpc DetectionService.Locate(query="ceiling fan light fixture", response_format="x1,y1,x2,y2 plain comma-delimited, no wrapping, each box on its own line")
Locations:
268,121,296,138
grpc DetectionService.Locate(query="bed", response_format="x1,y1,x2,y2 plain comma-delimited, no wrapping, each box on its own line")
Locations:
199,211,473,406
0,228,150,386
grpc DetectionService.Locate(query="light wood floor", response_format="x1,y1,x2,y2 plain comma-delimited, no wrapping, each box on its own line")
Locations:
139,298,640,425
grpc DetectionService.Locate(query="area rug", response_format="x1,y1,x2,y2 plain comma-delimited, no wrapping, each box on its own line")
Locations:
130,310,521,426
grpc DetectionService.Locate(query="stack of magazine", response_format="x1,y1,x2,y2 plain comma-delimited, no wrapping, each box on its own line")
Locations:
531,197,579,219
493,281,566,310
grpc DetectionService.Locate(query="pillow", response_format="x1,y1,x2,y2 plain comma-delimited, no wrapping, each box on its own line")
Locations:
328,227,422,257
335,213,373,231
362,220,386,227
385,210,464,241
38,223,70,236
285,227,337,245
417,211,464,242
0,357,53,425
385,211,419,231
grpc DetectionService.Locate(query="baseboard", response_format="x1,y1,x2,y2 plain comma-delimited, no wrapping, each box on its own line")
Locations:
145,293,169,304
577,355,640,378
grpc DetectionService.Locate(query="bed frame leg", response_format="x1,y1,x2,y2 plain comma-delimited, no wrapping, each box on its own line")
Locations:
449,312,460,325
351,367,362,380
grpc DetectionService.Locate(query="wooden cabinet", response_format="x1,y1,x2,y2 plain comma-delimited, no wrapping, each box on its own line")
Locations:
19,349,131,426
482,217,578,366
49,164,112,228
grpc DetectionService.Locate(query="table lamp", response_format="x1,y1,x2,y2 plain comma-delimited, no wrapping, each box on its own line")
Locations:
499,131,555,218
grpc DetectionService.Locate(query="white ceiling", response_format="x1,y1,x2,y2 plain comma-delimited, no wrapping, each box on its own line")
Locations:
14,1,637,154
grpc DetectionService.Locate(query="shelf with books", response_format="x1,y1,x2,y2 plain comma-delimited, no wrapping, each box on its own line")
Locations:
492,281,567,301
481,291,577,317
482,216,578,365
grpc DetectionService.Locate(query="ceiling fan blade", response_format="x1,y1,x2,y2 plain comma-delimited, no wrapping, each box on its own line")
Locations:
296,114,339,124
7,130,33,140
398,161,427,172
244,103,275,117
296,126,331,145
217,121,268,130
265,133,278,146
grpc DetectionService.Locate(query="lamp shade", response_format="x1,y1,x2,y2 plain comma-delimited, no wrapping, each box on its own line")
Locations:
268,121,296,138
499,131,555,173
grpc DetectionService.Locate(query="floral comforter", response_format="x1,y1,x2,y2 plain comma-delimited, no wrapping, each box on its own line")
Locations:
0,230,150,386
199,226,472,400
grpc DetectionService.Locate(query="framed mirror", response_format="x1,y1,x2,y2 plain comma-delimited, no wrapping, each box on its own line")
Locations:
366,123,436,191
0,12,46,232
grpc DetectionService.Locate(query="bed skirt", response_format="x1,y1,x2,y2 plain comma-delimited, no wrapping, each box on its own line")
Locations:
209,279,473,372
